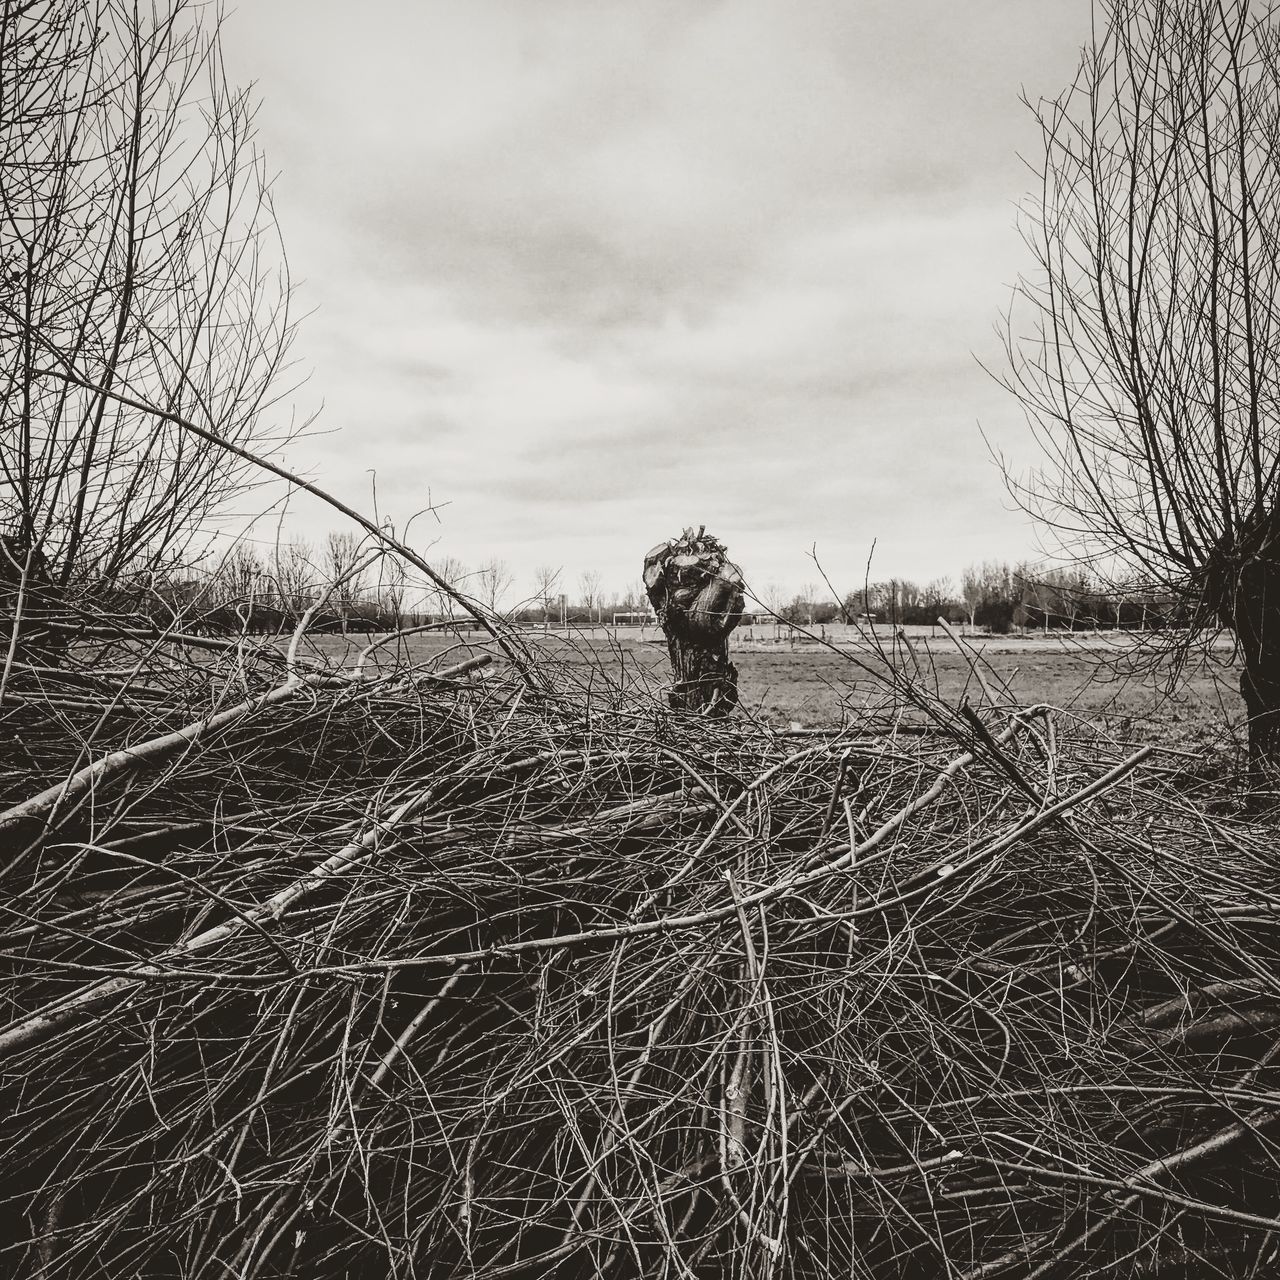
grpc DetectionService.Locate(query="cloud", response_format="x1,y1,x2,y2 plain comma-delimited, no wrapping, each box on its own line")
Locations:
219,0,1091,596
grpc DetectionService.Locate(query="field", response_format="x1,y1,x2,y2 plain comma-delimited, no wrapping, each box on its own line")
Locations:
311,626,1246,754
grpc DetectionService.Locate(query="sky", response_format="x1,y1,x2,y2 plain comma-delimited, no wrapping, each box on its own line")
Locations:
218,0,1093,608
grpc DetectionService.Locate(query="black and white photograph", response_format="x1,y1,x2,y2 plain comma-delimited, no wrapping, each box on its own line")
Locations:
6,1,1280,1275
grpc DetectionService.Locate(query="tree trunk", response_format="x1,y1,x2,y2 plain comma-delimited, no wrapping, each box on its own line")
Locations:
0,534,69,670
1208,515,1280,782
1230,562,1280,781
643,528,745,716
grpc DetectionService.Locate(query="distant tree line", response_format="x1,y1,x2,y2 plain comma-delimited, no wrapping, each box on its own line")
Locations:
136,541,654,636
760,563,1181,633
865,563,1180,633
127,537,1183,639
140,537,403,636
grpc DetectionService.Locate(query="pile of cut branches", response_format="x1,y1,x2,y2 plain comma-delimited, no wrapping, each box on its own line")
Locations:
3,611,1280,1279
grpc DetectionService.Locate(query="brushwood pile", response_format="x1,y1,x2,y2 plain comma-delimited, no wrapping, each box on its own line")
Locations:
3,618,1280,1278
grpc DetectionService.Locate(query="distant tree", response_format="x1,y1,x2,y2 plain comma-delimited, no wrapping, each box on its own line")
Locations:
325,532,364,633
1054,566,1091,631
223,545,264,605
273,541,315,616
983,562,1017,633
1015,564,1053,633
840,590,866,623
758,582,789,618
962,561,1017,633
864,582,890,623
614,581,653,621
1113,575,1154,631
578,569,602,623
782,592,809,625
427,556,467,619
379,556,408,630
864,579,918,626
961,566,984,632
922,576,955,623
475,558,514,613
534,565,562,626
879,578,925,625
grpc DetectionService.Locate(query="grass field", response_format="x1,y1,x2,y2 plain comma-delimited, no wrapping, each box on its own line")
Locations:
305,626,1246,757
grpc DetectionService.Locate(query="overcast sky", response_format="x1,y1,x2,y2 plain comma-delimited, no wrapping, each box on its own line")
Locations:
219,0,1092,607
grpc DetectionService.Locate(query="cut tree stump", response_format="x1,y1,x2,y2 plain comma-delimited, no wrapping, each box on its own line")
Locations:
643,527,745,716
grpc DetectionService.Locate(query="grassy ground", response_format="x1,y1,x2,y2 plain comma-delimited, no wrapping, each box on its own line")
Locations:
736,639,1240,744
302,626,1245,759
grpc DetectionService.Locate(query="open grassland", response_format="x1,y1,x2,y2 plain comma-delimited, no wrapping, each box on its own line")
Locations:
305,627,1244,757
734,639,1240,748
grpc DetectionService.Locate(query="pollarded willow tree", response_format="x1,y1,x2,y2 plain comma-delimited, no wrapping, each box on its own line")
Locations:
644,528,745,716
1004,0,1280,772
0,0,296,631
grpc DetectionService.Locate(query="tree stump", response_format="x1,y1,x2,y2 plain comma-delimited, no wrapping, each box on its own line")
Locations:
643,527,745,716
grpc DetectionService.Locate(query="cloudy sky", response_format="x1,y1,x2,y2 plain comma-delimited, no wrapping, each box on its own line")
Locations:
219,0,1091,607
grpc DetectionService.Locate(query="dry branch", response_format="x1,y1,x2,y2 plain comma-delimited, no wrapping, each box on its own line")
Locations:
3,612,1280,1279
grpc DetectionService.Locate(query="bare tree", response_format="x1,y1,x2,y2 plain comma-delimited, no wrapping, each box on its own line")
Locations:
379,555,408,630
959,562,1017,633
273,540,315,617
799,582,821,625
427,556,466,619
325,532,364,632
577,570,602,624
1015,564,1055,634
475,558,514,614
219,545,264,610
1051,565,1092,631
757,582,788,618
0,1,296,610
1002,0,1280,769
534,565,561,627
960,566,983,633
864,582,892,623
923,576,955,619
863,580,915,626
